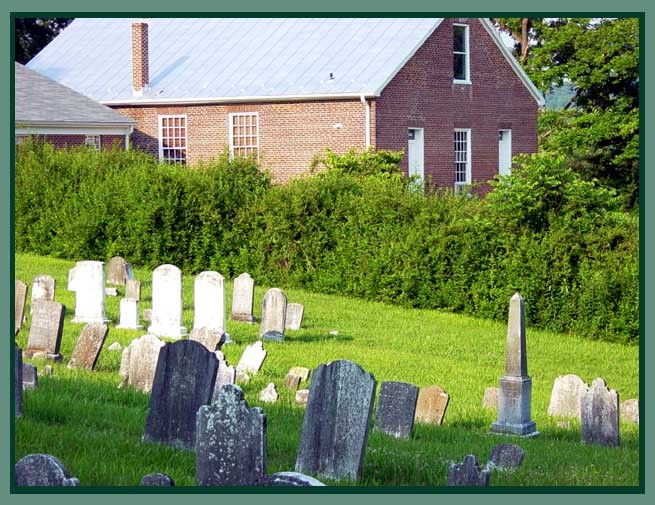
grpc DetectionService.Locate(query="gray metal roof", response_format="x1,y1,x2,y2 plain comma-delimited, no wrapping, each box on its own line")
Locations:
15,62,137,126
27,18,443,103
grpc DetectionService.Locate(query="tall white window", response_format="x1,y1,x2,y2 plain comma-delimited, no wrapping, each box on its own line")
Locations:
158,114,187,164
454,129,471,190
229,112,259,159
85,135,101,151
453,24,470,83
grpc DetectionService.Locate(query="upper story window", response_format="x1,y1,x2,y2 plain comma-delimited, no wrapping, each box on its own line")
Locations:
159,114,187,164
85,135,101,151
453,23,470,83
229,112,259,159
454,129,471,190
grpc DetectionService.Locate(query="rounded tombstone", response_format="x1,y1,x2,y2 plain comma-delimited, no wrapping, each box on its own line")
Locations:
15,454,80,487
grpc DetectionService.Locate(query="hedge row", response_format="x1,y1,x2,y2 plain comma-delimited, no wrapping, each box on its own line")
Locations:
15,140,639,343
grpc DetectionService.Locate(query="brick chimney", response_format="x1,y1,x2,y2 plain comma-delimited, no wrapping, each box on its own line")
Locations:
132,22,149,96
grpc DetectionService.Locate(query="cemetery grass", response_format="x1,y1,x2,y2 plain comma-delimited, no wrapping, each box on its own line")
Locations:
14,253,640,488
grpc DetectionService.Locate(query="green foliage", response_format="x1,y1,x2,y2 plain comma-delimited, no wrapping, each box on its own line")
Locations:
310,147,404,177
14,17,73,64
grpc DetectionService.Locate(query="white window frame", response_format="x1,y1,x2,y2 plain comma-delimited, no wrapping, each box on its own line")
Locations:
85,135,101,151
454,128,472,191
228,112,259,160
453,23,471,84
158,114,188,164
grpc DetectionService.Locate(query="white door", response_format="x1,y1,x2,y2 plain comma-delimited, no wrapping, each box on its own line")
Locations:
498,129,512,176
408,128,424,184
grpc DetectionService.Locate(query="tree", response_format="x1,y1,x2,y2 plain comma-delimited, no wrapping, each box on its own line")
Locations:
15,18,73,64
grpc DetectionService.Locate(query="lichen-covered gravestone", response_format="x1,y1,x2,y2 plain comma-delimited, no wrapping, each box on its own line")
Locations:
15,345,23,417
193,271,225,335
547,374,587,418
140,473,175,486
285,303,304,330
68,261,110,324
447,455,490,487
143,340,218,450
236,340,267,375
25,300,65,361
415,385,450,426
230,273,256,322
190,327,226,352
125,279,141,300
580,378,619,447
15,279,28,335
68,323,108,370
196,384,266,486
374,381,418,439
22,363,38,390
295,360,377,481
488,444,525,470
106,256,133,286
119,334,166,393
15,454,80,486
147,264,188,339
259,288,287,342
31,274,55,308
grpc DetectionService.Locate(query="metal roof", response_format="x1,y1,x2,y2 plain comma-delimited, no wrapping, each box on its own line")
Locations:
14,62,137,127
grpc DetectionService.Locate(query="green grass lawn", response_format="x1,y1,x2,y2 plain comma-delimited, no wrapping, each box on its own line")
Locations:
14,252,640,488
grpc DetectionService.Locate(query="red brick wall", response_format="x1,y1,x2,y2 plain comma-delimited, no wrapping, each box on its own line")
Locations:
375,18,538,191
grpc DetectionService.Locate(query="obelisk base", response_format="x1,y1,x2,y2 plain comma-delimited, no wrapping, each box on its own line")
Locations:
491,376,539,437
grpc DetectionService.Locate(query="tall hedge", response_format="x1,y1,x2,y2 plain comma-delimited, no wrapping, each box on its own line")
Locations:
15,141,639,343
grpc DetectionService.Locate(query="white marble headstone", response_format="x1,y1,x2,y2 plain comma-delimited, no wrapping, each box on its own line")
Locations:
68,261,110,324
230,273,255,322
147,264,187,338
193,271,225,333
117,298,143,330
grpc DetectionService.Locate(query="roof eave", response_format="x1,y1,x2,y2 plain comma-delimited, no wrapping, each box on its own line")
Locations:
99,92,378,106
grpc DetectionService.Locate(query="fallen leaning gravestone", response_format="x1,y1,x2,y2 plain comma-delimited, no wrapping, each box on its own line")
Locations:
580,378,619,447
415,385,450,426
22,363,38,390
68,323,108,370
374,381,418,439
547,374,587,418
119,334,166,393
140,473,175,486
230,272,256,323
447,455,490,487
15,454,80,486
488,444,525,470
285,303,304,330
15,279,28,335
236,340,267,375
260,288,287,342
193,271,226,335
25,300,65,361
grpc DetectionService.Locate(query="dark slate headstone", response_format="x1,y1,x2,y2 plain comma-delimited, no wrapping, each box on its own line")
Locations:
196,384,266,486
488,444,525,470
580,377,619,447
15,279,28,335
107,256,133,286
15,454,80,486
143,340,219,450
140,473,175,486
295,360,376,482
15,345,23,417
22,363,38,390
25,300,65,361
68,323,108,370
374,381,418,439
447,455,490,487
125,279,141,301
263,472,326,487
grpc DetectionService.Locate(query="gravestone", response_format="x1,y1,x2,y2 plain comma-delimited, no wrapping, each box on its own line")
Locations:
285,303,304,330
15,279,28,335
15,454,80,486
23,363,38,390
193,271,225,334
491,293,538,437
143,308,152,322
125,279,141,301
230,273,256,322
284,374,301,390
259,383,278,403
295,360,377,481
374,381,419,439
108,342,122,351
415,385,450,426
31,274,55,308
196,384,266,486
119,334,166,393
547,374,587,418
580,378,619,447
15,345,22,417
295,389,309,407
117,298,143,330
284,366,310,390
105,287,118,297
212,359,236,402
140,473,175,486
68,261,110,324
190,327,226,352
260,288,287,342
264,472,326,487
147,264,188,338
25,300,65,361
106,256,133,286
483,387,499,409
488,444,525,470
68,323,108,370
236,341,267,375
620,399,639,424
447,455,490,487
143,340,218,450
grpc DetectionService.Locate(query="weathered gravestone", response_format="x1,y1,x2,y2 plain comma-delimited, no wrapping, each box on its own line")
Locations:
483,387,499,410
488,444,525,470
31,274,55,308
260,288,287,342
580,378,619,447
230,273,256,323
196,384,266,486
147,264,188,339
415,385,450,426
284,366,310,390
25,300,65,361
23,363,38,390
15,345,22,417
125,279,141,301
285,303,304,330
193,271,225,334
236,340,267,376
547,374,587,418
116,298,143,330
259,382,279,403
68,261,110,324
143,340,218,450
106,256,133,286
285,374,301,390
491,293,538,437
447,455,490,487
621,399,639,424
15,454,80,486
108,341,122,351
295,360,377,481
15,280,28,335
295,389,309,407
119,334,166,393
374,381,418,439
190,327,225,352
212,359,236,402
68,323,108,370
140,473,175,486
263,472,326,487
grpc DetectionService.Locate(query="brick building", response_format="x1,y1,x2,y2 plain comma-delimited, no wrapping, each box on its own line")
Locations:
27,17,543,188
